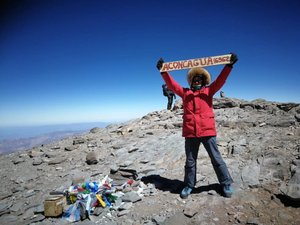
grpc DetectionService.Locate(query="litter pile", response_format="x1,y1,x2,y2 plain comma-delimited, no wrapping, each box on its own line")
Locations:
44,173,155,223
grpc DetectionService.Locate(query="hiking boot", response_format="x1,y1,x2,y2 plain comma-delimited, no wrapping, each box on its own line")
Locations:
223,184,233,198
180,186,193,199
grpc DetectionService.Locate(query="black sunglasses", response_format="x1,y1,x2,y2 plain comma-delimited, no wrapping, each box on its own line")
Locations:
192,75,203,83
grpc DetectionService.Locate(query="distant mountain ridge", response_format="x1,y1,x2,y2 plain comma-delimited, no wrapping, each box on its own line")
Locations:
0,122,110,154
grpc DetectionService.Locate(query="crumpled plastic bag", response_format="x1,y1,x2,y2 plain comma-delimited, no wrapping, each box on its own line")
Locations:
62,202,80,222
62,201,87,222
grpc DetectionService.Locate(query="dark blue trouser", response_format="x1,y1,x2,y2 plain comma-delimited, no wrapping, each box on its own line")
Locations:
184,136,233,188
167,95,174,110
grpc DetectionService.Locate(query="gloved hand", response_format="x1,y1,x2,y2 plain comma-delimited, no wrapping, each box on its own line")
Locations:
228,53,238,67
156,58,164,70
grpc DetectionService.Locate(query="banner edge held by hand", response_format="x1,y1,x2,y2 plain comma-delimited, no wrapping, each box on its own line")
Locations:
160,54,232,72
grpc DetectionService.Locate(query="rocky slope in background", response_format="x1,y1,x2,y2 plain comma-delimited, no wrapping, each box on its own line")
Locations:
0,122,110,154
0,97,299,225
0,130,85,154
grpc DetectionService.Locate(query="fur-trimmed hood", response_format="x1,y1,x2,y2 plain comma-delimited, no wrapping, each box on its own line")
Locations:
187,67,211,86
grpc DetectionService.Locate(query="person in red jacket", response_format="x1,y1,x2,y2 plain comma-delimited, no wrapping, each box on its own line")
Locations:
156,53,238,198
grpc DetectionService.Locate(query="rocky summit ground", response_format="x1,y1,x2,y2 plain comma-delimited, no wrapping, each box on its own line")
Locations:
0,97,299,225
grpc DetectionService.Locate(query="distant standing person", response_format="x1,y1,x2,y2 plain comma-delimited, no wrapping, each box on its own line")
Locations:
220,90,225,98
156,53,238,199
162,84,176,110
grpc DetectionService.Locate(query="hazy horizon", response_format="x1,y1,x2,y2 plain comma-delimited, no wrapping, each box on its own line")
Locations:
0,121,111,141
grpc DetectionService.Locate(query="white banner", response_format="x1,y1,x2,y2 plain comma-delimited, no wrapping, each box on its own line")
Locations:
160,54,232,72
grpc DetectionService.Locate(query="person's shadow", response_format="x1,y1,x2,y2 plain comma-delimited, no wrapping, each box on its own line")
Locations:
141,174,223,196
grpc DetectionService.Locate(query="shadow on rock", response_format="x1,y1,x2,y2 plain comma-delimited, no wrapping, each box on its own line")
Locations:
141,175,184,194
275,194,300,208
141,175,223,196
193,183,223,196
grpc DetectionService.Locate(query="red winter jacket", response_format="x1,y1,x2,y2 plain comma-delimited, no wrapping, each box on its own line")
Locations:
161,65,232,137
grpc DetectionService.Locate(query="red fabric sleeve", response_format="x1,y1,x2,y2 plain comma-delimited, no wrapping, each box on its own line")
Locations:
161,72,184,98
209,65,232,96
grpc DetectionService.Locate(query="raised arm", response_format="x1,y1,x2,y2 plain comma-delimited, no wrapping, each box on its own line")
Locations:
209,53,238,96
157,58,184,98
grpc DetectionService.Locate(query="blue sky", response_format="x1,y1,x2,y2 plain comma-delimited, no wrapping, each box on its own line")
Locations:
1,0,299,127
